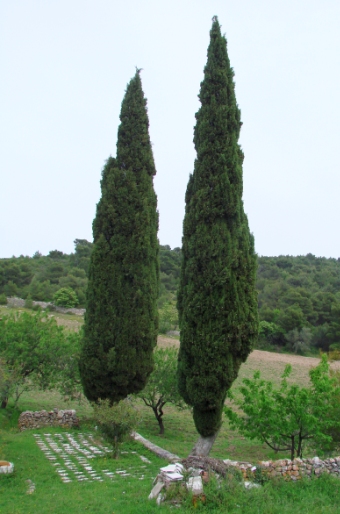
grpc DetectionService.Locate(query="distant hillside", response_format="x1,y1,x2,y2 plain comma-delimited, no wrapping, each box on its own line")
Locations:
1,242,340,352
256,254,340,352
0,240,181,309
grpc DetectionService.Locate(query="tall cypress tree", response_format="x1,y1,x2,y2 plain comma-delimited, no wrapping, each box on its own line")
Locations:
177,17,258,447
79,71,159,403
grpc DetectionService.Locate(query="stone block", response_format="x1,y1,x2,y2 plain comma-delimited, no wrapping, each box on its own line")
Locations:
148,481,165,500
187,476,203,496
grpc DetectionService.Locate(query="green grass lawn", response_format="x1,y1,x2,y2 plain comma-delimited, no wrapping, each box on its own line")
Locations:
2,308,340,512
2,386,340,513
0,416,173,514
2,415,340,513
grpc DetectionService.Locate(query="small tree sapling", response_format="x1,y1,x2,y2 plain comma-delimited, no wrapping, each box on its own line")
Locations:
224,355,340,460
136,346,187,434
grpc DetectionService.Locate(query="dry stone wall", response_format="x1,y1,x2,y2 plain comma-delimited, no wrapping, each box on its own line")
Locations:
224,456,340,481
19,409,79,431
5,297,85,316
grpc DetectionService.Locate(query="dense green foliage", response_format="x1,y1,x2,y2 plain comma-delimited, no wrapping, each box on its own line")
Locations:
0,311,81,407
79,71,159,403
0,242,179,308
53,287,78,307
135,346,186,434
1,249,340,349
92,398,139,458
257,254,340,353
0,239,91,306
158,300,179,334
225,355,340,460
177,18,258,438
158,245,181,302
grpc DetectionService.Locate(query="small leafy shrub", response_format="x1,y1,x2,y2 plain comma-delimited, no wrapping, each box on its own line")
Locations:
158,301,178,334
53,287,78,308
24,295,33,309
225,355,340,460
225,466,243,483
257,320,285,350
328,349,340,361
0,294,7,305
0,310,80,407
164,482,187,504
285,327,312,355
199,473,243,510
135,345,187,434
254,466,269,485
321,368,340,454
92,398,139,458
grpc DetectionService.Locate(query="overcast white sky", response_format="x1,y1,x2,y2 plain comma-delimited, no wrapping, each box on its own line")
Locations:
1,1,340,259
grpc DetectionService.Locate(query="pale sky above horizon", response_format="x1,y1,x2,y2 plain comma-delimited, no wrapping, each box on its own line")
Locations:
1,1,340,259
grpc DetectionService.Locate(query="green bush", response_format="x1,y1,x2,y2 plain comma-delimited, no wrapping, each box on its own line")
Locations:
135,346,186,434
92,398,139,458
225,355,340,460
0,294,7,305
0,310,80,407
158,301,178,334
24,295,33,309
53,287,78,308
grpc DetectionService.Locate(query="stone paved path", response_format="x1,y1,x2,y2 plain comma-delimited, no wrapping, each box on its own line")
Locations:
34,432,154,484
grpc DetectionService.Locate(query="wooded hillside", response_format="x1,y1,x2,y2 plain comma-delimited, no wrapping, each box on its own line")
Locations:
1,243,340,353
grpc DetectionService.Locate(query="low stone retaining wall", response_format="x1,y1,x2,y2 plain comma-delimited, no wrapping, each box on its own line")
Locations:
132,433,340,483
224,456,340,481
5,297,85,316
18,409,79,431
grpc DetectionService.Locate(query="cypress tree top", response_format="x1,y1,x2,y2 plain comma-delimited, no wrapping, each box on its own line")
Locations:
80,71,159,404
177,17,258,439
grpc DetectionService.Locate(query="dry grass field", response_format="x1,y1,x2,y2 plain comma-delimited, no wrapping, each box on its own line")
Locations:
149,335,340,462
158,335,340,388
3,303,337,389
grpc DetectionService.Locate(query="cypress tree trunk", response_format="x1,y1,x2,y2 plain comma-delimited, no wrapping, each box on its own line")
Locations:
190,433,219,457
177,17,258,454
79,71,159,403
